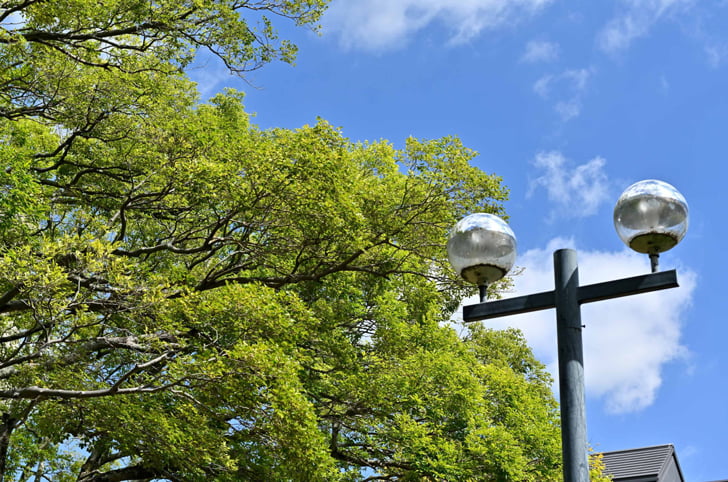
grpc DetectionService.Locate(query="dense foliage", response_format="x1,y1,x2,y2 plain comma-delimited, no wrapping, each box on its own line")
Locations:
0,1,601,480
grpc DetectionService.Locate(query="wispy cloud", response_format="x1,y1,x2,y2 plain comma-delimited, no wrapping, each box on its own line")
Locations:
528,151,610,218
323,0,554,52
186,52,235,100
521,40,560,63
597,0,695,54
462,239,696,414
554,100,581,120
705,42,728,68
659,75,670,94
532,75,552,98
532,68,591,121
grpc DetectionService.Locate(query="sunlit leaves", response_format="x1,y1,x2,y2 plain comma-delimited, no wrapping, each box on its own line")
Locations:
0,0,576,477
0,79,563,479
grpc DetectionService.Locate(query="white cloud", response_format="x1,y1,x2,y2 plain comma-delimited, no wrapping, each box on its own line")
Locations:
462,239,696,414
597,0,695,54
521,40,560,63
532,74,553,98
705,43,728,68
186,52,235,100
555,99,581,121
528,151,610,218
532,68,591,121
565,68,590,90
323,0,554,51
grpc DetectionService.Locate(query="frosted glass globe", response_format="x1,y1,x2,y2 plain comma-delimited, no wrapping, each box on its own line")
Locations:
614,180,688,254
446,213,517,286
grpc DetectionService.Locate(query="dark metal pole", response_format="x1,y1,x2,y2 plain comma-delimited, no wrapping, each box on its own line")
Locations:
649,253,659,273
553,249,589,482
478,284,487,303
460,252,679,480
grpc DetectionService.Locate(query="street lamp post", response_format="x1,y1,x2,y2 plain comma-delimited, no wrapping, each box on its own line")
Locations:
447,180,689,482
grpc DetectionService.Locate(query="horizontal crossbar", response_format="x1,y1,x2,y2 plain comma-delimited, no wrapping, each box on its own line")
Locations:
462,269,678,322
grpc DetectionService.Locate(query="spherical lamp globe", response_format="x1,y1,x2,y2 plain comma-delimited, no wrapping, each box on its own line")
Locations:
614,179,688,255
446,213,517,287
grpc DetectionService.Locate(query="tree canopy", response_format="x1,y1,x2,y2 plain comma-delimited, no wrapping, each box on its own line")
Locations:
0,1,598,480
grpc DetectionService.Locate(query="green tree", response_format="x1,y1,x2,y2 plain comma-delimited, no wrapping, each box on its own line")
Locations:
0,1,596,480
0,0,326,120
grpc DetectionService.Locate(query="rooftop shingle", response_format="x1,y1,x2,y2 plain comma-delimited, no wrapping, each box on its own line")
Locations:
601,444,684,482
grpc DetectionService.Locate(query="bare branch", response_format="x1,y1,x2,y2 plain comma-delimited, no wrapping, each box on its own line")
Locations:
0,378,173,400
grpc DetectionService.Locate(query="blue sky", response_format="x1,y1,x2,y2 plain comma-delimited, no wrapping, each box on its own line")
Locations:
190,1,728,479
